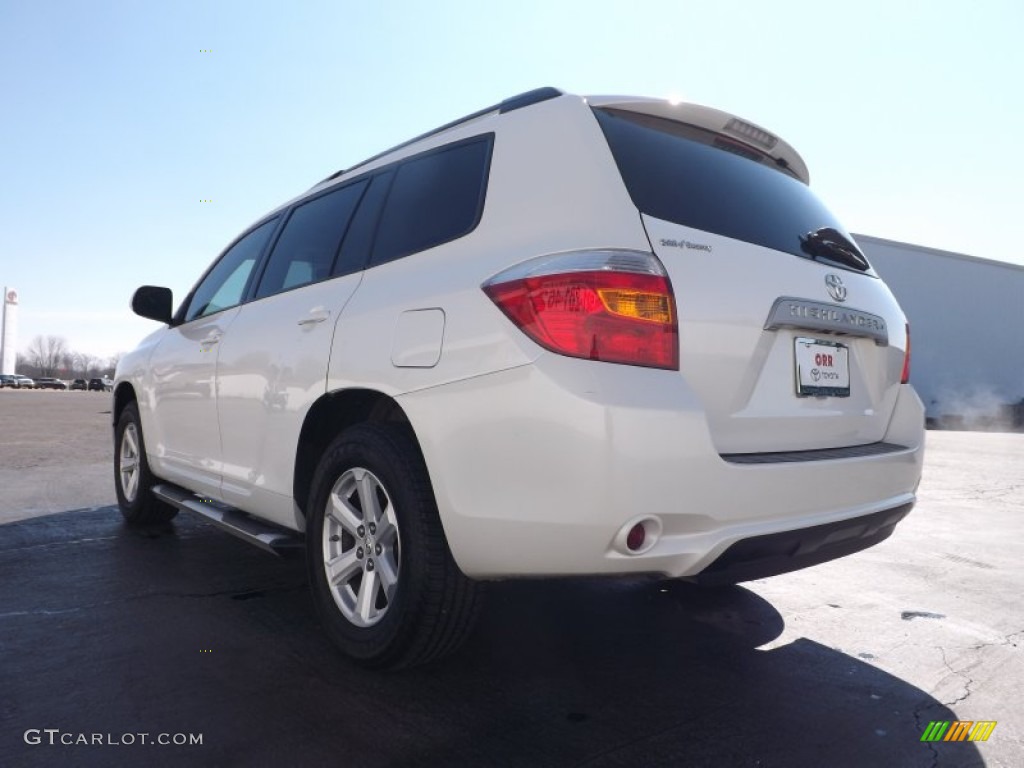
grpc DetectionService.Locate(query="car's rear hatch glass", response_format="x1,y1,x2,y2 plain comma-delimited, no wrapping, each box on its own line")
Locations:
592,107,871,274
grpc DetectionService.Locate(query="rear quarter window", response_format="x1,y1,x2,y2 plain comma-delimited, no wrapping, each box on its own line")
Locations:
370,135,493,266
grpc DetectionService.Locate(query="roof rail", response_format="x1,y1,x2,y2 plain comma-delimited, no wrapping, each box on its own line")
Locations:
314,87,563,187
498,86,563,113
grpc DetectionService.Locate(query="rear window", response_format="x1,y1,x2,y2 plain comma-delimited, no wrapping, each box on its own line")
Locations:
593,108,870,272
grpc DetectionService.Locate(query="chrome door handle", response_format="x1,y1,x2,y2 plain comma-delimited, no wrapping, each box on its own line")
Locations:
298,309,330,326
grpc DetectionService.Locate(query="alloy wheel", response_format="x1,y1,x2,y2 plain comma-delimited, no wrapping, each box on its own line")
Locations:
119,423,141,503
322,467,402,627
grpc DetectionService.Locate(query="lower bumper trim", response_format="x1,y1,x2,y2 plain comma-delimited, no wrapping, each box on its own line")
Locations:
720,441,910,465
693,501,914,585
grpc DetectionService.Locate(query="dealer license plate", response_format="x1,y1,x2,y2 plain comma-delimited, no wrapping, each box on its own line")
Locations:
794,338,850,397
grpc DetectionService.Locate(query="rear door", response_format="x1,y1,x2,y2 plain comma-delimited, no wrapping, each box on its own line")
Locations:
593,106,908,454
214,174,387,529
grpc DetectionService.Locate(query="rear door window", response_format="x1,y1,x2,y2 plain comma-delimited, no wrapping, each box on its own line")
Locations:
371,135,493,266
593,108,869,271
333,171,394,277
254,180,368,300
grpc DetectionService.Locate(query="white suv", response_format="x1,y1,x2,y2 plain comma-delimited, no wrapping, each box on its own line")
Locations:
115,87,924,668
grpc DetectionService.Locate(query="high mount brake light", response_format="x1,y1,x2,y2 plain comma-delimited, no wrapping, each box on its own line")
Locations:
482,250,679,370
901,323,911,384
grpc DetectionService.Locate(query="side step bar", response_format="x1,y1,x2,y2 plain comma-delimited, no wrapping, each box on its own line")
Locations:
152,483,304,556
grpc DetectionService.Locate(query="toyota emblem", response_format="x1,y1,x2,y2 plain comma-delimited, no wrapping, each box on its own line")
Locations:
825,274,847,302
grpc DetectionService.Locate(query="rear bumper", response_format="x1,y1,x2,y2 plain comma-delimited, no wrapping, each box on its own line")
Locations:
693,501,913,585
398,355,925,580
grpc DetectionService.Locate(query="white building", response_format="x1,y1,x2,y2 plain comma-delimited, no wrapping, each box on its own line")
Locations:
856,235,1024,427
0,287,17,375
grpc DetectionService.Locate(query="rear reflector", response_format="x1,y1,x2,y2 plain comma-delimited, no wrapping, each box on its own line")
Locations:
483,250,679,370
901,323,911,384
626,523,646,551
614,516,662,555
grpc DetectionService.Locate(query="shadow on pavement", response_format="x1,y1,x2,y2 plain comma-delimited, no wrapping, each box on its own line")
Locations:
0,507,980,767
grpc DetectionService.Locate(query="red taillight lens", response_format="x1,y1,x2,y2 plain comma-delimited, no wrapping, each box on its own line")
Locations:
484,267,679,370
901,323,911,384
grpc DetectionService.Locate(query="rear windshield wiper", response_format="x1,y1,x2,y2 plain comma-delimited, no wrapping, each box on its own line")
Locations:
799,227,870,272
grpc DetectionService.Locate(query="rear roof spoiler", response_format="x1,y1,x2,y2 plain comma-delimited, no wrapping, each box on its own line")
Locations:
586,95,810,184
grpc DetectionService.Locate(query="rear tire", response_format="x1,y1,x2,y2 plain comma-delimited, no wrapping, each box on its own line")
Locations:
115,402,178,524
306,422,481,668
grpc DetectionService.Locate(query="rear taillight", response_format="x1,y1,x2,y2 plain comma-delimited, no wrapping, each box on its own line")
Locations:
482,250,679,370
901,323,911,384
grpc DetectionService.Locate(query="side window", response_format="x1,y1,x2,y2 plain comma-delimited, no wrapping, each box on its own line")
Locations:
333,171,394,277
254,180,368,300
371,135,492,266
185,219,277,322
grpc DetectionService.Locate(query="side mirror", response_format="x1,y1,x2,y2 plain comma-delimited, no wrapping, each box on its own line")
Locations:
131,286,173,324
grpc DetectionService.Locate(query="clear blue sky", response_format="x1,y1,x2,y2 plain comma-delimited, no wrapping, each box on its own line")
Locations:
1,0,1021,358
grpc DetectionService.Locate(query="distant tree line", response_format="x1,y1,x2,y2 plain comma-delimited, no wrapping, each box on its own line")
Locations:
16,335,119,379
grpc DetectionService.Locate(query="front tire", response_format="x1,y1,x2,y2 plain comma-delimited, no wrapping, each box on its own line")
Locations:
306,423,481,668
114,402,178,524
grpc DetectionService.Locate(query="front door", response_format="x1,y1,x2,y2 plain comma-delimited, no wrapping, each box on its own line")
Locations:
146,219,278,497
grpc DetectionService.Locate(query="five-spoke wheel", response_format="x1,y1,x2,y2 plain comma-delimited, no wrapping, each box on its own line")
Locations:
114,402,177,524
306,423,481,668
118,422,141,503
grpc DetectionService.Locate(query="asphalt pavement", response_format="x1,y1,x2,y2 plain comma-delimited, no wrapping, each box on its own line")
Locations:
0,391,1020,767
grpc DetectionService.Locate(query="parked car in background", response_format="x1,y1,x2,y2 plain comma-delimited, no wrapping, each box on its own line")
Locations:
70,379,88,390
13,375,36,389
114,87,924,669
88,378,113,392
0,374,16,388
35,378,68,390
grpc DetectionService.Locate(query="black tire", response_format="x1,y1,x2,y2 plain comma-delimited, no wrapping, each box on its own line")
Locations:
114,402,178,524
306,422,481,669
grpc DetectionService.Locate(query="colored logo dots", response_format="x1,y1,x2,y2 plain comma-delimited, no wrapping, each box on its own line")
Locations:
200,49,212,53
200,199,213,203
921,721,997,742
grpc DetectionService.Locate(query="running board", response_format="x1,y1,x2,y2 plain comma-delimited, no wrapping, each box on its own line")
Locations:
152,483,304,556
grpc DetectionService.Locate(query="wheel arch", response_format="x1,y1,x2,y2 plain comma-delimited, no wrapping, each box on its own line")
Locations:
294,388,420,520
113,382,138,428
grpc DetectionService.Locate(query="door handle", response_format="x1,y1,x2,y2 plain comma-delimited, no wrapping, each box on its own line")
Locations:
298,308,330,326
199,333,221,350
